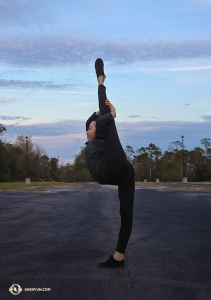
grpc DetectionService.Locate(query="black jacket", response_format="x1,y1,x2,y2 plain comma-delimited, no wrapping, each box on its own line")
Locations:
85,139,106,184
85,112,114,184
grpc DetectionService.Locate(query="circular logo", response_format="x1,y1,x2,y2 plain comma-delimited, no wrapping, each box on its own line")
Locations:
9,284,22,295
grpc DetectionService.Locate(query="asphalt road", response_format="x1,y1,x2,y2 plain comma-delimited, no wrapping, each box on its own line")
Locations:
0,184,211,300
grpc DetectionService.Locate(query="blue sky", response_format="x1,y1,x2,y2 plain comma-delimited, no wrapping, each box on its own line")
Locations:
0,0,211,164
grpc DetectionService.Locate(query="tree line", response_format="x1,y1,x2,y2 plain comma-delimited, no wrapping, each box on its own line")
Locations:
125,140,211,182
0,124,211,182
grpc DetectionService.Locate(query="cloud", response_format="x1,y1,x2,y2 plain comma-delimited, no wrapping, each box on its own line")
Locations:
128,115,140,118
0,79,91,91
115,117,211,154
184,0,211,8
0,97,17,103
11,119,85,137
1,37,211,67
0,0,58,27
140,65,211,72
0,116,31,128
0,115,31,120
183,103,193,105
202,115,211,122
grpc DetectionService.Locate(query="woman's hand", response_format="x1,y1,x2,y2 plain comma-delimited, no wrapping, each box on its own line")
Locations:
105,99,116,118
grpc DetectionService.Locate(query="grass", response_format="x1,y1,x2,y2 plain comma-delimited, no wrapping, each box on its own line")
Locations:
1,181,211,191
135,181,211,190
165,184,211,190
0,182,76,191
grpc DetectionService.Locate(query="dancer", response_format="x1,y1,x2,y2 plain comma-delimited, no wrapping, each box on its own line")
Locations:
85,58,135,268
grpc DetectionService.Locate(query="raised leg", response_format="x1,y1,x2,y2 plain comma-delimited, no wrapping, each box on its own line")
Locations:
98,84,110,115
104,120,129,185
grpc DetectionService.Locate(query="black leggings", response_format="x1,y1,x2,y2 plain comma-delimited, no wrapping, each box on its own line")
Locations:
98,84,135,254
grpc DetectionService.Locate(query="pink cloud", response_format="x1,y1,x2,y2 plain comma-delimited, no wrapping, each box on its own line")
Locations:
1,36,211,67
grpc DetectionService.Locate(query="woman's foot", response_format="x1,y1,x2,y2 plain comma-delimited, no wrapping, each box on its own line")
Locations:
97,254,125,268
95,58,106,81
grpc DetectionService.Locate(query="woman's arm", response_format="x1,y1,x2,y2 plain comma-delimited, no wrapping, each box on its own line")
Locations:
85,100,116,132
85,112,99,131
95,112,113,140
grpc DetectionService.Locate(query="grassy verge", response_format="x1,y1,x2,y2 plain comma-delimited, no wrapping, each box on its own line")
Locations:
0,182,76,191
135,181,211,190
1,181,211,191
165,184,211,190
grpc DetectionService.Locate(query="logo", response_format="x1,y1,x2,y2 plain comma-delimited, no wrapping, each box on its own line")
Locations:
9,284,22,296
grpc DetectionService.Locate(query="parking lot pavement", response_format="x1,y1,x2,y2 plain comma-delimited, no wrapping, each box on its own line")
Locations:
0,184,211,300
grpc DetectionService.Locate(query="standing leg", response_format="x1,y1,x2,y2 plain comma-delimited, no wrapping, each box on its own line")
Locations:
98,161,135,267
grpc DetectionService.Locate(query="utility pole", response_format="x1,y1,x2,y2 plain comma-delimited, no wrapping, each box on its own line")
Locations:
58,156,59,182
25,136,30,184
181,135,187,183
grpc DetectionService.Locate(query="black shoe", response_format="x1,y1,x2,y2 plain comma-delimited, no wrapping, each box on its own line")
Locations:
95,58,106,80
97,255,125,268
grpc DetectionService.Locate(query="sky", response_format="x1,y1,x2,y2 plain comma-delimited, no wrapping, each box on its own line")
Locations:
0,0,211,164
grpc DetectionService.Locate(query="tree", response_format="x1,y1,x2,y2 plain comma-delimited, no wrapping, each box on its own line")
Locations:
186,147,208,181
167,140,188,179
208,148,211,160
146,143,162,179
0,124,6,133
15,135,33,153
39,155,50,180
125,145,135,163
161,161,181,182
50,158,58,181
168,141,183,152
195,164,211,181
161,148,183,182
133,147,150,181
13,135,48,181
200,138,211,163
72,147,93,182
6,142,25,181
0,140,11,182
0,134,57,182
59,163,75,182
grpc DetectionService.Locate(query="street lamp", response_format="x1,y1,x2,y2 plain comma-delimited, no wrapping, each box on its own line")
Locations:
181,135,187,182
25,136,30,184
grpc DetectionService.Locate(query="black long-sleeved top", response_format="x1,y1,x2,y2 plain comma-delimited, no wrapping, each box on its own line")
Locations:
85,112,113,184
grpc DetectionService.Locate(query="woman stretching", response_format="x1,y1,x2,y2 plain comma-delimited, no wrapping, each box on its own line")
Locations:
85,58,135,268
